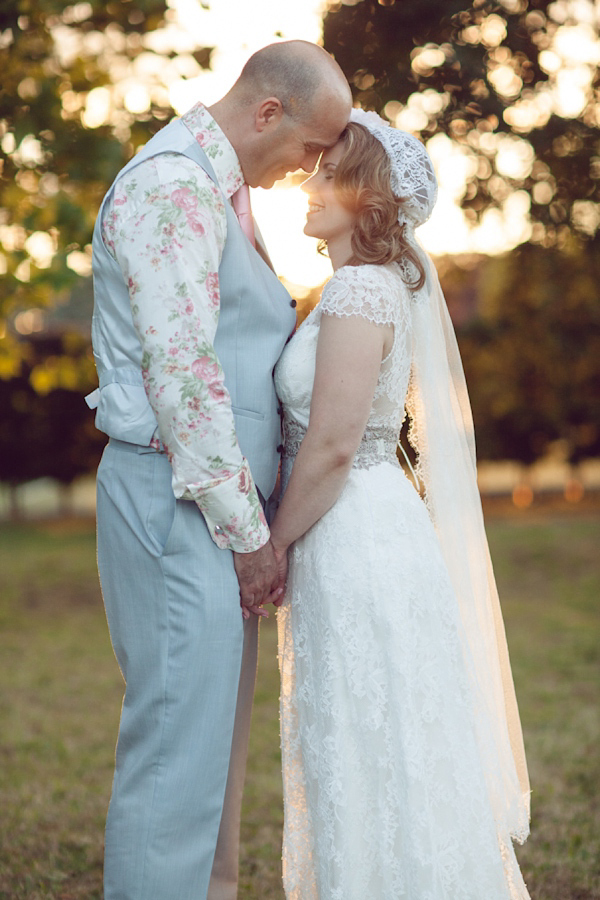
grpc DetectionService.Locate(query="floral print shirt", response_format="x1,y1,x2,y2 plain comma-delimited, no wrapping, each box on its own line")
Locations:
101,103,270,552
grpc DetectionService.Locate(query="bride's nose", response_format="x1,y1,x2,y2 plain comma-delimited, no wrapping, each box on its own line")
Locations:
301,173,317,194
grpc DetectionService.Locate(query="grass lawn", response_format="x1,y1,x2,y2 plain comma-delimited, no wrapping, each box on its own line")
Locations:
0,513,598,899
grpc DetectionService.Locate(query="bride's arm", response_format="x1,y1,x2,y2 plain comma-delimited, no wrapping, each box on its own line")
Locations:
269,312,391,554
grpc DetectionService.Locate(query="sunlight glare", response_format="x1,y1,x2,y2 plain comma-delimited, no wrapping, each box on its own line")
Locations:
426,133,477,199
418,193,471,255
158,0,328,286
538,50,562,73
495,135,535,179
488,65,523,100
67,248,93,276
83,86,111,128
553,23,600,64
554,66,590,117
24,231,56,269
62,0,600,282
251,182,333,288
124,84,151,114
503,190,532,244
480,14,507,46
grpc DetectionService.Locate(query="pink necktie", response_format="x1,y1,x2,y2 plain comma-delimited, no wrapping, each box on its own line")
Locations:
232,183,256,248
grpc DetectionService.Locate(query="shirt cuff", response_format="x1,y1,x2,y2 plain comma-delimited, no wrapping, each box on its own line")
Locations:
188,460,270,552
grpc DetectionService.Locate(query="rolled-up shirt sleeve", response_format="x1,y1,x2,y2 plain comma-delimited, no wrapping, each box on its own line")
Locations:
102,152,269,552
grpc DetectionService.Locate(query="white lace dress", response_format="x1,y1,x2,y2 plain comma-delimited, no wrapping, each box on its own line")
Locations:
274,264,530,900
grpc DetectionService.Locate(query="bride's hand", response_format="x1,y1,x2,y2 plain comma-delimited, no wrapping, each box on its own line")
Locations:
267,539,288,607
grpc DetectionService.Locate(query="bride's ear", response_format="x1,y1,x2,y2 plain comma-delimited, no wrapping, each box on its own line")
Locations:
255,98,285,132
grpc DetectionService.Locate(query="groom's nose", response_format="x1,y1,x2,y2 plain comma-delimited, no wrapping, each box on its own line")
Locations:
301,150,320,173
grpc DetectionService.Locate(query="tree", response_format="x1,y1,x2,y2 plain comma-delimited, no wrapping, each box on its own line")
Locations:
39,386,106,508
0,377,106,518
0,280,105,517
0,3,219,498
444,241,600,464
323,0,600,467
0,0,213,382
323,0,600,248
0,374,43,517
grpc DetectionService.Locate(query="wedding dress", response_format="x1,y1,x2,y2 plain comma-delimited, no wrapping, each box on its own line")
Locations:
274,262,530,900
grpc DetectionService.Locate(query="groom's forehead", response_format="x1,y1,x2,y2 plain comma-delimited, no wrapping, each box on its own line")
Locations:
309,110,349,145
300,120,345,150
303,136,336,152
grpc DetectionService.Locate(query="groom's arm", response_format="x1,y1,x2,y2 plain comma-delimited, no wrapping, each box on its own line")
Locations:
102,152,270,555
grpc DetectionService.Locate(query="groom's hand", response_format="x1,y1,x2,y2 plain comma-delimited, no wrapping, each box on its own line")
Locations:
233,540,282,618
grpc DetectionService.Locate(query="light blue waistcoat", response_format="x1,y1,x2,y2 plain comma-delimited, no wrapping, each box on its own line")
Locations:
87,117,296,499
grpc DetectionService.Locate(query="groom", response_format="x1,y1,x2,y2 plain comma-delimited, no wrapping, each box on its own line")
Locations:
87,40,351,900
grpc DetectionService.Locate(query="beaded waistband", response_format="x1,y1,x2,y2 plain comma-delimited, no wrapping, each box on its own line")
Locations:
282,418,399,470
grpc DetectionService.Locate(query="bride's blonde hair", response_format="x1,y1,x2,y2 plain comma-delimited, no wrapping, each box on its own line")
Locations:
320,122,426,291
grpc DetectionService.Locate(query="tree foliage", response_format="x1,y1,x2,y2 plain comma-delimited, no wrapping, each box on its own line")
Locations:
0,0,177,375
323,0,600,247
0,286,105,499
0,376,105,479
0,2,189,491
1,0,598,488
324,0,600,465
445,241,600,464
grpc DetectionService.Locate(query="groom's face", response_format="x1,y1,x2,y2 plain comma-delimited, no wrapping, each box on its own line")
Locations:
251,100,350,189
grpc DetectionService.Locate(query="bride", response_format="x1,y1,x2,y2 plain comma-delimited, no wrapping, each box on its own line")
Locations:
268,109,532,899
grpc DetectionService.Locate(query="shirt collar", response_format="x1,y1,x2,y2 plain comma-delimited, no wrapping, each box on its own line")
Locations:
181,102,245,200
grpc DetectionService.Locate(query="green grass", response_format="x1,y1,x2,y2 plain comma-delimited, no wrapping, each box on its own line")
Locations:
488,517,600,900
0,514,598,899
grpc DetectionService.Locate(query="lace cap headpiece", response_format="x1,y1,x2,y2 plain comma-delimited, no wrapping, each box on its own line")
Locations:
349,108,438,230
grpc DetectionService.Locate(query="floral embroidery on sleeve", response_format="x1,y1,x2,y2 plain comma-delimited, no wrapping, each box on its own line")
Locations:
102,139,269,553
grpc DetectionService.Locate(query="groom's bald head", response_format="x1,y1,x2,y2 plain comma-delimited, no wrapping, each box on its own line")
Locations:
234,40,351,123
209,41,351,188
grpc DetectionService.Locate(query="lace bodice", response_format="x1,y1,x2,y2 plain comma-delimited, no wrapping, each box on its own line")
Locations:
275,263,413,445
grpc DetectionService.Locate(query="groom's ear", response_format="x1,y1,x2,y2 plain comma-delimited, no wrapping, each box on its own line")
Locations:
255,97,285,132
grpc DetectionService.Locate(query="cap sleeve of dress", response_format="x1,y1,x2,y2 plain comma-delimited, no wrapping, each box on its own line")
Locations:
319,264,401,327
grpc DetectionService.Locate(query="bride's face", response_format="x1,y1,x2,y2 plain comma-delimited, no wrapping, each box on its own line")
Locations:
301,142,356,244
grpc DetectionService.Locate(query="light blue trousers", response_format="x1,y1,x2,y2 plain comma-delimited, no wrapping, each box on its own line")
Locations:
97,439,254,900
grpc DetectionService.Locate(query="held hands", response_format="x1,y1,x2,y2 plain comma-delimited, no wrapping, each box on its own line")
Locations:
270,541,288,608
233,539,288,620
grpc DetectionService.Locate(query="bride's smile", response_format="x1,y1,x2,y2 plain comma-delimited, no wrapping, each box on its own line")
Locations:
302,141,356,268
